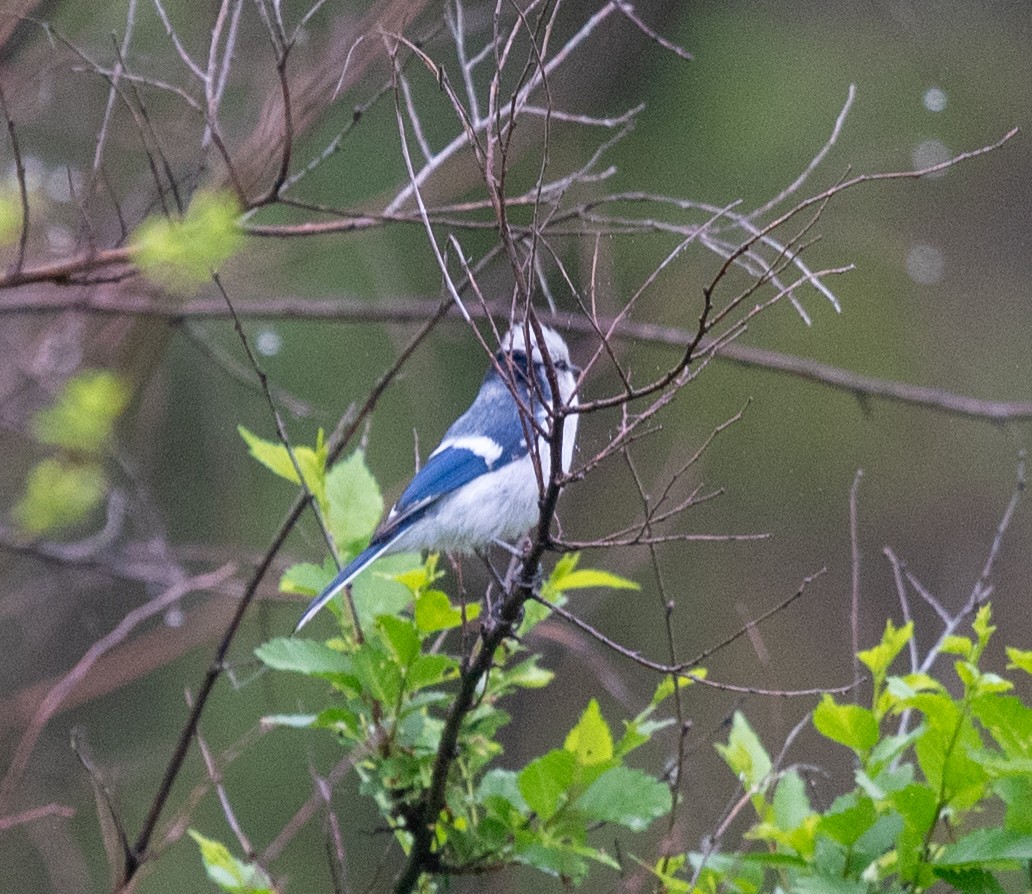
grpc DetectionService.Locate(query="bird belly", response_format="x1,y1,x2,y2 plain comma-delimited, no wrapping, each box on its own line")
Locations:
395,454,542,554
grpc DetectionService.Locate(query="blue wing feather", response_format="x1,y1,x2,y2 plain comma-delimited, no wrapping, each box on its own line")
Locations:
394,446,491,513
293,539,394,633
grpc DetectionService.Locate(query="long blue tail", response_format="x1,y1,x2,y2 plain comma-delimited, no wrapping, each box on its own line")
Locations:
293,539,394,633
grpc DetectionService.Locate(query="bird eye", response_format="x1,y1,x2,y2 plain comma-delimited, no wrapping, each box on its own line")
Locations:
554,359,570,372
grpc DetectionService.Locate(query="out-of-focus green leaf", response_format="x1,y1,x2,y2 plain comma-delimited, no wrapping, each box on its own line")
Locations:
12,458,106,535
132,190,242,291
31,370,129,453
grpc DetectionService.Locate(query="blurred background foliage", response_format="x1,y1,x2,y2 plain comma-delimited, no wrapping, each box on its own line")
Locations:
0,0,1030,891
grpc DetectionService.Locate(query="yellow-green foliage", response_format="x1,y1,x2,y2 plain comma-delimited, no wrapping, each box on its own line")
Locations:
131,190,243,291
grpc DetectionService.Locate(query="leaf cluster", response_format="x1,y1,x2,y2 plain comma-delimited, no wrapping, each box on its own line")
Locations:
674,607,1032,894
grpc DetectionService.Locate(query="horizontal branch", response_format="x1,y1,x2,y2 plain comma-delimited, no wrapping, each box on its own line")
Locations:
6,291,1030,423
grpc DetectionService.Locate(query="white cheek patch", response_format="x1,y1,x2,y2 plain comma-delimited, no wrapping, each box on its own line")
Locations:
432,434,504,467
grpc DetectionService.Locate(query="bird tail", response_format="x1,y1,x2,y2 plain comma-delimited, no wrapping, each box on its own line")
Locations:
293,539,395,633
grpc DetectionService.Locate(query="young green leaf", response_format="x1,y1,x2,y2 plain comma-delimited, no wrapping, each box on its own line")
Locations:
716,712,772,791
813,694,879,753
187,829,273,894
858,619,913,678
564,699,614,767
238,426,327,507
414,589,480,632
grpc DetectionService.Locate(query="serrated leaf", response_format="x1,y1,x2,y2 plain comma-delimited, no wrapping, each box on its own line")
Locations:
858,619,913,677
132,190,242,291
772,770,811,831
325,451,383,550
576,766,671,831
255,637,352,676
238,426,326,506
513,840,592,882
407,654,458,691
278,557,335,595
937,827,1032,865
813,694,879,753
564,699,613,767
351,643,401,704
188,829,273,894
376,615,419,667
941,635,974,657
518,748,576,820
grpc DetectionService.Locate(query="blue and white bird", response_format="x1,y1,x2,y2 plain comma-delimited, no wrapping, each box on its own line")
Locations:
294,323,580,632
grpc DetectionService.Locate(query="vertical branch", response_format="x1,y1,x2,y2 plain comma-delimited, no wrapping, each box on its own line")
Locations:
849,469,863,695
0,86,30,273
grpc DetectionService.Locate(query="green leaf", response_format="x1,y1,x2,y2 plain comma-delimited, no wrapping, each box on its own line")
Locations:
941,635,974,658
132,190,243,291
576,766,671,831
715,711,771,791
971,604,995,658
1006,647,1032,675
513,840,592,882
31,370,129,453
564,699,614,767
933,867,1007,894
12,457,107,535
406,654,458,691
238,426,326,507
187,830,273,894
278,557,335,596
858,619,913,677
351,553,421,625
351,643,401,704
255,638,353,677
772,770,811,831
997,777,1032,834
551,567,640,592
325,451,384,550
501,656,555,690
651,671,706,706
937,827,1032,865
414,589,480,632
817,793,877,847
479,768,529,814
518,748,576,820
376,615,419,667
813,694,879,753
0,189,23,245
